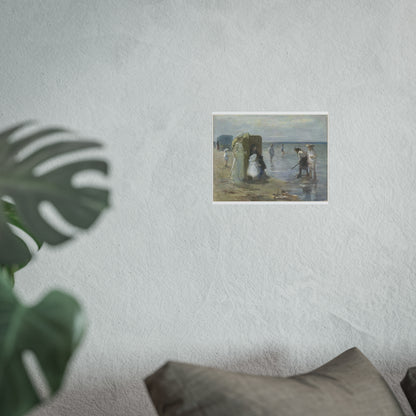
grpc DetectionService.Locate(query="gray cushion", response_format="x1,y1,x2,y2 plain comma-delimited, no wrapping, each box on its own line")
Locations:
145,348,404,415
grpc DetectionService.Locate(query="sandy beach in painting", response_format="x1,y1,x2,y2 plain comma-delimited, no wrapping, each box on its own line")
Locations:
213,149,299,202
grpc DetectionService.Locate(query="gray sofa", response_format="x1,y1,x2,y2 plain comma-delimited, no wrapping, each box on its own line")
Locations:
145,348,415,415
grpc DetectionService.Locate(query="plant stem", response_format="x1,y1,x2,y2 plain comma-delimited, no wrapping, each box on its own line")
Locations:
0,266,15,288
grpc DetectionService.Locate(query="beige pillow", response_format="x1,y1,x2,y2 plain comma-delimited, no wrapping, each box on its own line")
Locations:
145,348,404,416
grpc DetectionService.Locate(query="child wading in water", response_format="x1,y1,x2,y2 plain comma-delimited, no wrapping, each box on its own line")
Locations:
306,144,317,181
294,147,309,178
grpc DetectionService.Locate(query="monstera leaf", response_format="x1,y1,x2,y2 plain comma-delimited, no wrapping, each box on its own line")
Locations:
0,122,109,269
2,200,42,250
1,200,43,283
0,274,86,416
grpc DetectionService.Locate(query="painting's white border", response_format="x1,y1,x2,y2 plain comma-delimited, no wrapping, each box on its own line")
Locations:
212,111,328,115
212,112,329,205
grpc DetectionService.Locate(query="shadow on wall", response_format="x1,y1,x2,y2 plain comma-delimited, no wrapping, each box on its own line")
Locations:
28,347,414,416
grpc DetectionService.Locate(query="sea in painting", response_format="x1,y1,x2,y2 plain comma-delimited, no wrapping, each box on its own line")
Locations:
213,113,328,203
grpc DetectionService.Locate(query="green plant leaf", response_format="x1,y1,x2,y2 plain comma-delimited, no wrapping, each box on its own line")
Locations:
0,275,86,416
0,209,32,269
0,122,109,268
2,200,43,250
0,265,14,288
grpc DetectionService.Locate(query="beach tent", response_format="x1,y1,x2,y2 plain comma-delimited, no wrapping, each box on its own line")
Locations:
231,133,262,179
216,135,233,150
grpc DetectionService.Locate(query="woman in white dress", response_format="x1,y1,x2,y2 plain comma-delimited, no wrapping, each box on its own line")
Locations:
230,137,245,183
247,145,259,180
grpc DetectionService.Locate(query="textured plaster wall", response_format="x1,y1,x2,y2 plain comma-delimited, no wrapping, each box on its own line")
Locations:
1,0,415,415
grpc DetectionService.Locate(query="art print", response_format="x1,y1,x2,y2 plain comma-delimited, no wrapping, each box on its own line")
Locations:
213,112,328,203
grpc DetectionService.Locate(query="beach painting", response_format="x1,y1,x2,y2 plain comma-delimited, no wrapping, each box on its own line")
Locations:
213,112,328,203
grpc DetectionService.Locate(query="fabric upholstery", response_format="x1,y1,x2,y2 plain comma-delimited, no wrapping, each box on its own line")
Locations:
401,367,416,415
145,347,404,415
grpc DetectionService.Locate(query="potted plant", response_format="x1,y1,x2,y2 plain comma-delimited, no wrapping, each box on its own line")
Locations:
0,122,110,416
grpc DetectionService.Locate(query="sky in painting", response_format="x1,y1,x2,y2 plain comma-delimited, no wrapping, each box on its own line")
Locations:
213,114,327,143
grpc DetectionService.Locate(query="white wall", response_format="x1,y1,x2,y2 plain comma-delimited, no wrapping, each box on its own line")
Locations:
2,0,415,414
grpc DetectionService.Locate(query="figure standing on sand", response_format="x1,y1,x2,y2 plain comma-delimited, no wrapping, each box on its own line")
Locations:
230,137,246,183
281,143,285,154
257,153,267,179
223,148,229,167
268,144,275,161
247,144,267,181
294,147,309,178
306,144,317,181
